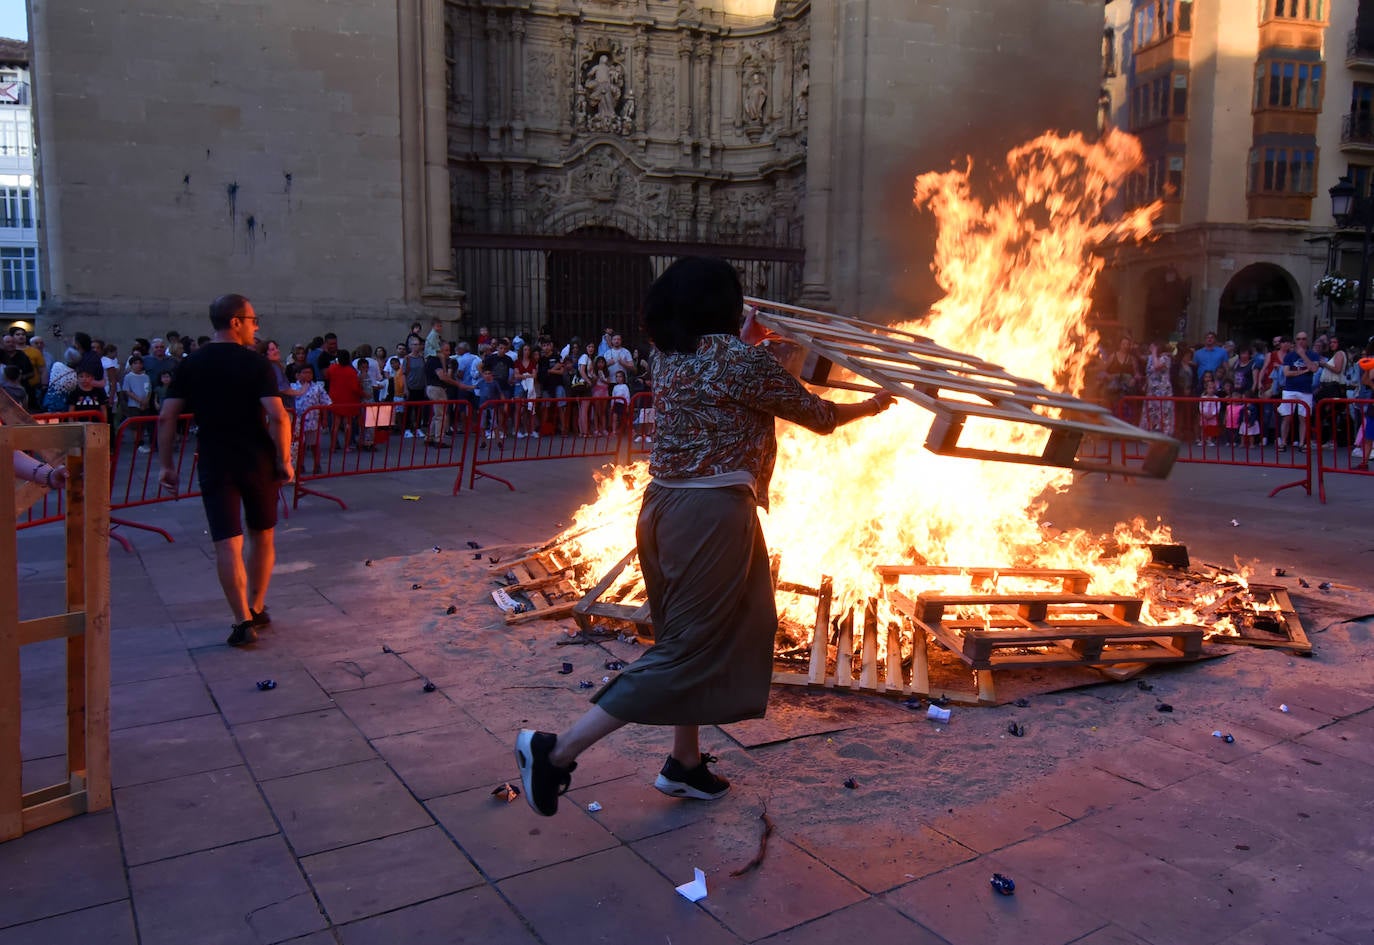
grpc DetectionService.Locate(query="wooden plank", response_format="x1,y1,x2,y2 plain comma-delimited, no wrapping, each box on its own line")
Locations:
506,602,577,625
66,446,89,783
878,566,1091,593
916,593,1144,624
859,601,878,691
0,425,23,840
21,791,89,834
570,548,638,618
79,424,112,814
884,621,904,692
808,577,832,686
17,612,86,646
834,611,853,688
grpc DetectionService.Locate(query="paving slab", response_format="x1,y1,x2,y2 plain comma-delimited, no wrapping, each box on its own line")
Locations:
0,900,137,945
370,718,509,800
130,835,328,945
499,845,744,945
109,674,217,731
426,783,619,880
884,854,1106,945
303,650,419,693
631,817,867,941
233,708,378,781
332,677,468,739
994,823,1264,944
299,825,483,924
260,758,433,856
114,765,277,866
0,811,128,927
1221,842,1374,944
109,713,241,789
204,668,336,726
1025,763,1150,821
1084,734,1224,789
753,898,948,945
786,813,978,893
336,887,540,945
566,772,726,844
926,797,1071,855
108,646,197,686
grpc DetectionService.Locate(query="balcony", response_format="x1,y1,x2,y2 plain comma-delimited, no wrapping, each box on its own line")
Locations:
1348,30,1374,70
1341,112,1374,153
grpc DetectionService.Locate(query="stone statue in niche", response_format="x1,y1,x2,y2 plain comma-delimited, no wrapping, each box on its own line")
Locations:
795,62,809,121
576,53,633,135
744,68,768,123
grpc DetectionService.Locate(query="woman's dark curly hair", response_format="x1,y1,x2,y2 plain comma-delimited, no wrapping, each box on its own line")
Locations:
642,256,743,354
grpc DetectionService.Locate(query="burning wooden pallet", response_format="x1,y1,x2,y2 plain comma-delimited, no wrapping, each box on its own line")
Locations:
488,548,582,625
1211,582,1310,654
747,298,1179,479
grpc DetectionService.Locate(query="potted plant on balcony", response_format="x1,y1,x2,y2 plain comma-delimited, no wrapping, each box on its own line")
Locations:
1314,274,1358,305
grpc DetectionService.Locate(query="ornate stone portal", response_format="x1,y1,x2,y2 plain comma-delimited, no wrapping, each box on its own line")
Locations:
446,1,808,248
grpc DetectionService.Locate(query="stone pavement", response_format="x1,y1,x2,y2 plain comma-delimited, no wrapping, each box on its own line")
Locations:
4,457,1374,945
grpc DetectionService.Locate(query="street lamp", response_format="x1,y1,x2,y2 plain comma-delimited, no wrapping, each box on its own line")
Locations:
1328,175,1371,344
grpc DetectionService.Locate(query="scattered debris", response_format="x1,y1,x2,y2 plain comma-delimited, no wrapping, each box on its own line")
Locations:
446,605,458,615
587,801,603,812
491,783,520,803
411,583,422,590
1230,519,1240,527
467,541,481,549
900,696,924,711
489,555,501,564
1156,703,1174,713
1298,578,1311,588
927,705,952,722
422,681,437,693
1007,722,1025,737
255,679,277,691
1013,698,1030,708
1280,704,1290,713
843,777,859,789
558,662,574,675
1210,730,1236,744
1318,582,1331,591
578,680,594,689
676,867,709,902
604,660,626,671
402,495,421,501
1137,680,1154,692
730,807,774,878
1272,567,1287,577
433,546,442,553
990,873,1016,896
381,644,394,654
364,559,373,567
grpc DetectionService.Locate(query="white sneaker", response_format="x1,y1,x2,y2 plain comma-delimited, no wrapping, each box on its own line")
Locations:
531,432,540,439
404,430,415,438
137,444,152,454
517,432,527,439
633,436,642,443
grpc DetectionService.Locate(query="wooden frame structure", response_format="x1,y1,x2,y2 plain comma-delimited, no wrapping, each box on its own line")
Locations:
1,419,111,840
746,297,1180,479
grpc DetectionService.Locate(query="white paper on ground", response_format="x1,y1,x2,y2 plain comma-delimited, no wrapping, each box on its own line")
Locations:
676,867,708,902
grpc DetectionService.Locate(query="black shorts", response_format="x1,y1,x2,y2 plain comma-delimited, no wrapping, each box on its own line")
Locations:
198,454,279,542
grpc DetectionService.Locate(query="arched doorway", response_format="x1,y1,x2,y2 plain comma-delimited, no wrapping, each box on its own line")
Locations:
1218,263,1296,345
1141,266,1191,343
546,226,655,346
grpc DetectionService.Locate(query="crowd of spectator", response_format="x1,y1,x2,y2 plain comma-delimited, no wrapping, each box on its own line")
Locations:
0,320,657,469
1091,330,1374,462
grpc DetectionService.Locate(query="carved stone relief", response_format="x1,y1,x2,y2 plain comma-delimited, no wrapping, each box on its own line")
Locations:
576,48,635,136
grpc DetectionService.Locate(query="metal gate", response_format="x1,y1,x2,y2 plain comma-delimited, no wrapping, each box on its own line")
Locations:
453,224,803,348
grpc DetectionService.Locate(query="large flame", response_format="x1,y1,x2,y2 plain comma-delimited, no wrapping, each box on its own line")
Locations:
556,130,1229,630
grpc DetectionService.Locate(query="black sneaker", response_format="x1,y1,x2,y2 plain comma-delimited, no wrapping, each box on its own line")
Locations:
250,607,271,628
654,753,730,800
514,730,576,817
226,620,258,647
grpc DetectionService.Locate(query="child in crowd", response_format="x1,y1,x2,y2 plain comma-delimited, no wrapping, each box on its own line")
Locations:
475,366,504,449
609,370,631,436
151,369,175,415
66,368,110,419
1198,372,1221,447
120,354,154,451
355,357,376,450
0,365,25,405
291,364,331,474
1218,377,1238,447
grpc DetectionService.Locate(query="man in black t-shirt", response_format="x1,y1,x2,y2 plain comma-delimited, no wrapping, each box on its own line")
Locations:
157,294,293,648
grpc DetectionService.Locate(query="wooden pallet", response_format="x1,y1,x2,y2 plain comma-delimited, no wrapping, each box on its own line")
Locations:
747,297,1179,478
569,549,654,638
488,548,582,625
1215,583,1310,654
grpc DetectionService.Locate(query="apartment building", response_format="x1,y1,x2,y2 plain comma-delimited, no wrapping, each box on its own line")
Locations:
1105,0,1374,347
0,37,39,325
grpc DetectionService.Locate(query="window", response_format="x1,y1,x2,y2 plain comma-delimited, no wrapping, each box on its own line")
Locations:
0,247,37,302
1130,72,1188,128
0,113,31,157
1348,163,1374,198
1132,1,1194,52
1248,147,1317,195
1125,155,1184,208
1266,0,1325,21
0,186,32,228
1253,60,1323,111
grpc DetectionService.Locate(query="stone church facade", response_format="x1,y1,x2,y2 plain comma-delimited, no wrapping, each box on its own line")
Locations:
30,1,1103,344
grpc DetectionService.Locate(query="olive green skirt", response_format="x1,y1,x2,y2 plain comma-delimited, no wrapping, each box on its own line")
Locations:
591,482,777,726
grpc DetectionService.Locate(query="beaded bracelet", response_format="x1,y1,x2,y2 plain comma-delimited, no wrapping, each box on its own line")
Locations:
45,466,56,489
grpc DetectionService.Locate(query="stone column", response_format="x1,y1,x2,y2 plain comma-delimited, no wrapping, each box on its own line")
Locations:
399,0,463,322
485,11,503,153
677,34,694,156
511,13,527,147
695,38,713,161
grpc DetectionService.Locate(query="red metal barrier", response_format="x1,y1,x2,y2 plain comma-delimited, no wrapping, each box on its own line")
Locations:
1116,395,1311,497
1315,397,1374,503
106,414,201,541
16,412,111,533
624,391,655,460
292,400,472,508
468,395,627,491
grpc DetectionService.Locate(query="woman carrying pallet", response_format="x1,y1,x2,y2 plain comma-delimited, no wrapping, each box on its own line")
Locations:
514,256,894,816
